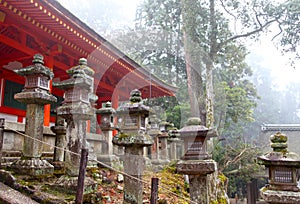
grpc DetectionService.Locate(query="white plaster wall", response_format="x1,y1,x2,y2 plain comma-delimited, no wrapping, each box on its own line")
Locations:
0,113,18,122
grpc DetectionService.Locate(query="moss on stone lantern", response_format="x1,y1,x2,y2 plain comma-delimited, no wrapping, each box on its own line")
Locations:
258,132,300,192
14,54,56,104
53,58,94,121
113,89,152,146
112,89,153,204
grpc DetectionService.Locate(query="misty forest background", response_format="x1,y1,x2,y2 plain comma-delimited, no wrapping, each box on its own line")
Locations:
57,0,300,198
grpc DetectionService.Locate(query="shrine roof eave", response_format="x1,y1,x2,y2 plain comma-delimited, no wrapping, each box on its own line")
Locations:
45,0,178,96
0,0,177,98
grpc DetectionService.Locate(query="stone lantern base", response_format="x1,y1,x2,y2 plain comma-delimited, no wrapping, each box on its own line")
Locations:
11,158,54,177
176,159,217,175
261,187,300,203
176,159,217,204
113,133,153,204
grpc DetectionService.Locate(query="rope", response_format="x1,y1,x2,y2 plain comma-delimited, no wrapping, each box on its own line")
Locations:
3,124,196,204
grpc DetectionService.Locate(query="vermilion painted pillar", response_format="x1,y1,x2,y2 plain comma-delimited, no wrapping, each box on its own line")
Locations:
44,56,53,126
112,89,119,136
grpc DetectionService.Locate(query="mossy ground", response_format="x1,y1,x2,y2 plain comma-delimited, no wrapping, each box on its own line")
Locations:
143,163,190,204
5,163,190,203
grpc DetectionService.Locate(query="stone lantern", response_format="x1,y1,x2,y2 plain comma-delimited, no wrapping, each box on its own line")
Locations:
176,117,218,204
257,132,300,203
168,127,182,161
154,120,171,165
98,101,116,130
116,89,149,133
159,120,172,133
149,114,160,131
52,58,95,192
147,114,161,162
14,54,55,104
11,54,56,176
96,101,117,165
113,89,153,204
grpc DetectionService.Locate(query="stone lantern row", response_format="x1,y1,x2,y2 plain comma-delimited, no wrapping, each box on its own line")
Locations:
11,54,97,192
11,54,221,204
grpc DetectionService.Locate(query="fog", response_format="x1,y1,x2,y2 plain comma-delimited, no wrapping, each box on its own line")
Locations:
57,0,300,125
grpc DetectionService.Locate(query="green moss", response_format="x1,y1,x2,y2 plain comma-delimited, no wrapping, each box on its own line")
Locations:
270,132,287,143
218,173,227,184
118,132,129,139
261,186,268,192
211,194,228,204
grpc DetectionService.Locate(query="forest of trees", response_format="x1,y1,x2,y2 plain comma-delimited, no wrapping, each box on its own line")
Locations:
58,0,300,198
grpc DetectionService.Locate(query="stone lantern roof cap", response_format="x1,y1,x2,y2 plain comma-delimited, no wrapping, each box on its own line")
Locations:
97,101,116,114
14,54,54,79
257,132,300,166
52,77,91,90
179,117,209,136
53,58,94,90
66,58,95,77
117,89,150,114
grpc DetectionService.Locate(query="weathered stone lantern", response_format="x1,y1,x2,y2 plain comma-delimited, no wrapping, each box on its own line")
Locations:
149,114,160,131
98,101,116,130
176,117,218,204
52,58,95,192
116,90,149,133
113,89,153,204
96,101,117,165
14,54,55,103
147,114,161,161
11,54,56,176
51,113,66,174
257,132,300,203
168,127,181,161
159,120,172,133
153,120,171,165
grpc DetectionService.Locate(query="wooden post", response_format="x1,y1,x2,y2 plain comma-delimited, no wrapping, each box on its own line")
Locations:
0,118,4,168
150,177,159,204
75,148,89,204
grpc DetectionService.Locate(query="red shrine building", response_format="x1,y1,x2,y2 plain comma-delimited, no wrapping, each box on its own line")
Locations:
0,0,176,127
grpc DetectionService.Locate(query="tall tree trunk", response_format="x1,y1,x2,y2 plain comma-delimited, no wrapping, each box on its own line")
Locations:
206,0,217,128
182,0,206,124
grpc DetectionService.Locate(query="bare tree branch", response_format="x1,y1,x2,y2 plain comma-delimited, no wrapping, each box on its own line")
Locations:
220,146,256,172
219,18,278,49
272,20,283,41
219,0,237,32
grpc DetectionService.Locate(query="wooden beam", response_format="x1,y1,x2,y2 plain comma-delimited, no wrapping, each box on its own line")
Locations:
0,33,35,56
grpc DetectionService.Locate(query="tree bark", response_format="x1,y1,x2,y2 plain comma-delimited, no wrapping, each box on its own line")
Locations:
182,0,206,123
206,0,217,128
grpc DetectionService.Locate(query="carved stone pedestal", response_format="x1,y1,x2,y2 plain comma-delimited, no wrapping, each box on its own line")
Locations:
11,158,54,177
261,188,300,204
177,160,217,204
113,138,152,204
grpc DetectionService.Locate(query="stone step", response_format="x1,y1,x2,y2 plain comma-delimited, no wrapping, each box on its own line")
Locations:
0,182,39,204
